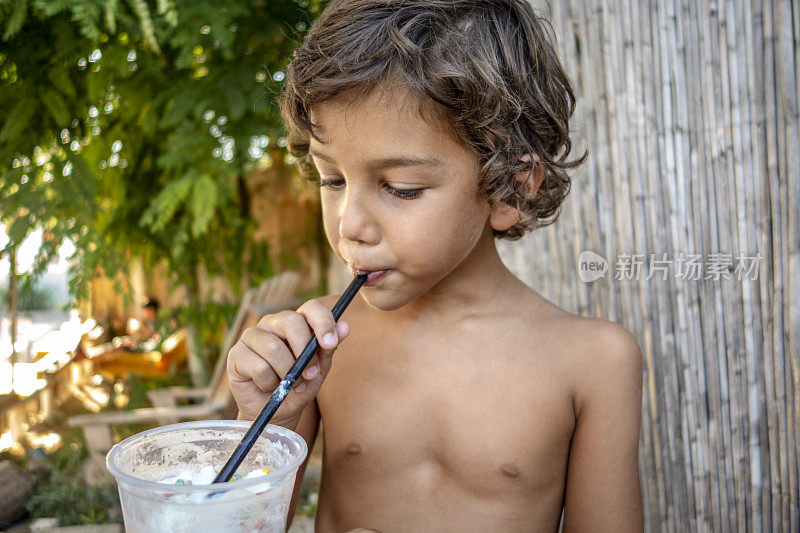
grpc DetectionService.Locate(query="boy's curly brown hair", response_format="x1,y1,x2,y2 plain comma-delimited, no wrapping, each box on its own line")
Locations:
281,0,586,240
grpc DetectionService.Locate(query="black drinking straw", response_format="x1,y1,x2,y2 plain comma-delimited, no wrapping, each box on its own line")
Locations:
213,273,368,483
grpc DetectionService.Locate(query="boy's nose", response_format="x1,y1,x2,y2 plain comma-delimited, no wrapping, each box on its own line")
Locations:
338,188,379,245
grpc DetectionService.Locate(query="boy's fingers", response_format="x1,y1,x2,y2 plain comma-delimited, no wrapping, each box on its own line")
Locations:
239,327,295,377
304,321,351,380
227,342,252,381
266,311,335,386
296,299,339,349
319,321,350,363
292,329,352,401
246,309,351,400
228,342,281,393
264,310,316,361
302,357,321,380
231,308,353,423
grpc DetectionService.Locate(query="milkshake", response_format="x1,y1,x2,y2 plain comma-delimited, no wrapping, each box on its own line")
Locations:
106,420,308,532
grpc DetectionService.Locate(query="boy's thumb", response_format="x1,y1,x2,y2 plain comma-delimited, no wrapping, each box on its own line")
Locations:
305,320,349,386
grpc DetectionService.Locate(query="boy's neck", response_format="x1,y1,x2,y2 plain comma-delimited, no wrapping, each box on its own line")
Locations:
388,223,524,325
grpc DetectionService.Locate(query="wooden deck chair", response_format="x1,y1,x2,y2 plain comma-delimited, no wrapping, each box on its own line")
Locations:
68,271,303,482
146,270,302,410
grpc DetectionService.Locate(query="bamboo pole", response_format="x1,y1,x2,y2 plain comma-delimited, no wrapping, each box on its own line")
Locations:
514,1,798,530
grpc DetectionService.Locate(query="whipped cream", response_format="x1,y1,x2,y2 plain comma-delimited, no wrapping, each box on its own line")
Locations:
158,465,271,486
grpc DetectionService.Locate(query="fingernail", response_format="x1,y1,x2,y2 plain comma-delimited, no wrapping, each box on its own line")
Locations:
305,365,319,379
295,382,307,393
322,332,336,347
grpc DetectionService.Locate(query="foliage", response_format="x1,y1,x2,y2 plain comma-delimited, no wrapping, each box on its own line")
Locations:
122,372,191,409
176,299,238,368
107,371,191,442
297,481,318,517
0,280,56,310
0,0,325,303
26,428,121,526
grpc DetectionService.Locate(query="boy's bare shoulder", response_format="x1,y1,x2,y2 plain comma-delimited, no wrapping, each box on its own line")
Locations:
516,284,641,353
515,287,643,414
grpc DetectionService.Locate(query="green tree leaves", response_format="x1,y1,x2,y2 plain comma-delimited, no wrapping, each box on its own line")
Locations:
189,173,217,237
41,88,70,127
140,173,194,231
0,0,326,312
2,0,27,40
0,96,35,143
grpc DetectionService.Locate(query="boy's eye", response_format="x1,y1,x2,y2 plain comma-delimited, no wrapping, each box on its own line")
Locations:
383,183,424,199
317,177,346,190
317,178,424,200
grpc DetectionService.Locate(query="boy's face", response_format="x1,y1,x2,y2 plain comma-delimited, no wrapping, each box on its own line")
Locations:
308,86,495,312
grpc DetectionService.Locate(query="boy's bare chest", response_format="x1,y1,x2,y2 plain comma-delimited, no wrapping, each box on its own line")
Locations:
316,323,575,521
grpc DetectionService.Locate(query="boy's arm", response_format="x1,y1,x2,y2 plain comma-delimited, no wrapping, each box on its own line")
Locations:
562,323,644,532
285,398,321,530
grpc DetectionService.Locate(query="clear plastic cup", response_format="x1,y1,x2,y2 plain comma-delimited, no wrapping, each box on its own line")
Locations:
106,420,308,533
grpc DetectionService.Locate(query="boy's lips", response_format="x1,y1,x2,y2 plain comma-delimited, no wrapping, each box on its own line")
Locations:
348,265,390,286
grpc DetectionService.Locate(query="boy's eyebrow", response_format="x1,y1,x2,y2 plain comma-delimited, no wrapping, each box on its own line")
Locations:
308,149,444,170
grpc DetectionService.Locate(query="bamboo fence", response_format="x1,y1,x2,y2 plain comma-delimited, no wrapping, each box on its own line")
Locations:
496,1,799,530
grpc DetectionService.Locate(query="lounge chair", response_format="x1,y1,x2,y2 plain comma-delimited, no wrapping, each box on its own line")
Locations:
68,271,303,481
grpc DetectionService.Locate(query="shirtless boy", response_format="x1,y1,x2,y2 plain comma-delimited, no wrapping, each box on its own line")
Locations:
229,1,643,531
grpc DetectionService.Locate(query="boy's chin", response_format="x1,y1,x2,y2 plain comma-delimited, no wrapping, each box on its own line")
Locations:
358,288,413,312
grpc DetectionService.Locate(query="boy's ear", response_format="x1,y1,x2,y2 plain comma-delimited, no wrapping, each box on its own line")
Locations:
489,154,545,232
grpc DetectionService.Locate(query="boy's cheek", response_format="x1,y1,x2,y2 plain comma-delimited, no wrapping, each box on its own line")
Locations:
319,194,486,273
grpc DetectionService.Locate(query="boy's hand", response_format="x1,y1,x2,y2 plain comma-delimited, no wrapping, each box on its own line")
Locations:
227,299,350,429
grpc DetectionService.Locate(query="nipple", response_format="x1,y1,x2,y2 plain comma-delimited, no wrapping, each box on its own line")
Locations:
499,462,521,478
345,442,363,455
